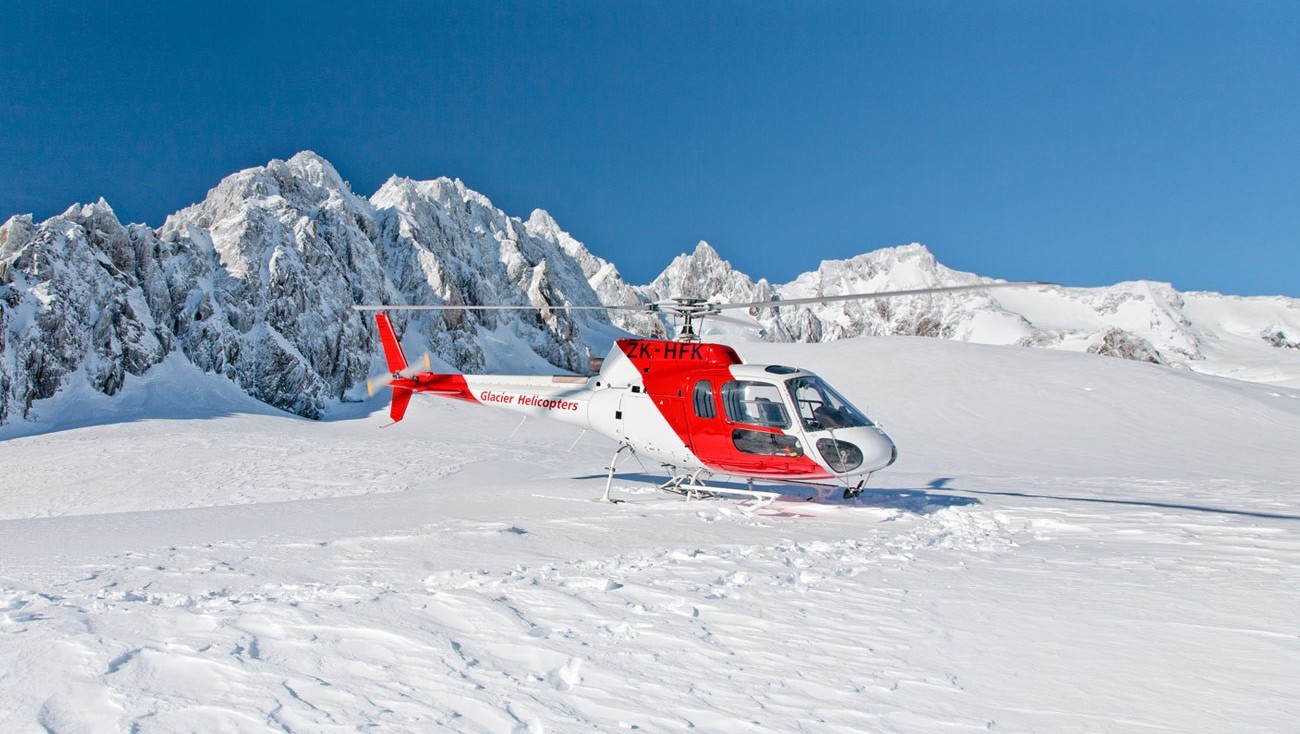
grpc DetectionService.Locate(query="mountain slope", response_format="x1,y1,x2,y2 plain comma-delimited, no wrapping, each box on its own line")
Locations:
0,153,622,426
642,242,1300,388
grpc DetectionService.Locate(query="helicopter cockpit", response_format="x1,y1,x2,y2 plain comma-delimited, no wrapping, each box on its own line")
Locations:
786,375,874,431
710,365,896,476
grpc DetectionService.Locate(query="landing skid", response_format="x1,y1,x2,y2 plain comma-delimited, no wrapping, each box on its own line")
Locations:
657,470,778,508
594,445,777,508
594,444,635,504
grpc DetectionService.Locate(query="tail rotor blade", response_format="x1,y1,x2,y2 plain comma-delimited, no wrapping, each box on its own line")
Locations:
367,353,432,395
366,372,395,396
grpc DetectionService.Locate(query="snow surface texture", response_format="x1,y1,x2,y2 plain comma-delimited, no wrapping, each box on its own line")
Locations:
2,336,1299,732
4,151,1300,430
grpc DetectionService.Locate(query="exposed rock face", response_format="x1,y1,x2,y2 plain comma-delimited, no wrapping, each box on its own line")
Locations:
369,177,611,374
1263,327,1299,350
642,241,766,304
0,202,171,422
152,152,397,418
637,241,776,338
524,210,667,340
1088,328,1164,364
0,153,617,425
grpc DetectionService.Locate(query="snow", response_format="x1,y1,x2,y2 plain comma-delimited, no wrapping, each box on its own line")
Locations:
3,335,1298,732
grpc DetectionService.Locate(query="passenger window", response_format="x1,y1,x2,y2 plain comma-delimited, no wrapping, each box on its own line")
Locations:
732,428,804,457
693,380,716,419
721,380,791,428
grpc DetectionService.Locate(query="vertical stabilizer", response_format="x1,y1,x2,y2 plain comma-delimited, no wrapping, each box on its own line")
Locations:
375,313,408,373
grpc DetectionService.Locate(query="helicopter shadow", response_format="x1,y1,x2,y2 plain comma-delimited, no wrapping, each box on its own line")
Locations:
925,477,1300,522
579,471,982,517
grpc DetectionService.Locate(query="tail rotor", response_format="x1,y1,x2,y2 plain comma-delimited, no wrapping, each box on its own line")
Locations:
366,352,431,396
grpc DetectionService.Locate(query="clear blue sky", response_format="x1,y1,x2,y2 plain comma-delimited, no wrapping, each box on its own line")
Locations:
2,1,1297,296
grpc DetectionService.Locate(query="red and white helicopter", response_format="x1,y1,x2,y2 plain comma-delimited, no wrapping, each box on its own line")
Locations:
356,283,1032,504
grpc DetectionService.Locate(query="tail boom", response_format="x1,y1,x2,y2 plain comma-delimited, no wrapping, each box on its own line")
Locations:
369,313,592,428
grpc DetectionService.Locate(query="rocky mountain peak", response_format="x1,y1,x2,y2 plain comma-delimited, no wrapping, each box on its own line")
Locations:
282,150,348,191
162,152,372,238
1,152,626,427
1,214,36,260
644,240,757,302
525,209,563,241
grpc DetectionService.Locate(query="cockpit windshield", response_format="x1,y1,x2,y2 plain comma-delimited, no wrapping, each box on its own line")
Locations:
786,376,873,431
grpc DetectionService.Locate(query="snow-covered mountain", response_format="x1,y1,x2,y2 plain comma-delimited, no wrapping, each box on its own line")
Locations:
3,151,1299,428
643,241,1300,388
0,152,620,425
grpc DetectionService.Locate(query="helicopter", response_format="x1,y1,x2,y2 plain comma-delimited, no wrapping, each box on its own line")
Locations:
354,282,1038,503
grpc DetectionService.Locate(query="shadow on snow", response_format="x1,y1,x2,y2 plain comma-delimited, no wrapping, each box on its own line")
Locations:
925,477,1300,522
580,471,981,516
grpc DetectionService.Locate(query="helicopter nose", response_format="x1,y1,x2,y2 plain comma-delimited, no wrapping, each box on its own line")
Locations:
812,427,897,475
858,427,897,471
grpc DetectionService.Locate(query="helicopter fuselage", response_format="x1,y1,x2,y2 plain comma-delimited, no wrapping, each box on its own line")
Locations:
380,316,897,485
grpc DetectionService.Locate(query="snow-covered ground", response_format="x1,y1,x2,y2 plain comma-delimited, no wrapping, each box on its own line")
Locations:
3,337,1298,732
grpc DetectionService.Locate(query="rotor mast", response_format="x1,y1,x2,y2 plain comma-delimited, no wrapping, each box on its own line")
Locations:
647,297,719,342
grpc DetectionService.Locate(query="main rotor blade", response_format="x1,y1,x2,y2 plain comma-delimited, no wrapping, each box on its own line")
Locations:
710,281,1053,311
701,312,765,329
352,281,1055,317
352,304,648,312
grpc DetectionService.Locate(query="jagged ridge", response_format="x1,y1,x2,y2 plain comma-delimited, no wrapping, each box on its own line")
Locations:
0,153,617,425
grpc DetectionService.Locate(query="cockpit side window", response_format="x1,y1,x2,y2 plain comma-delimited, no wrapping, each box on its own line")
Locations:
692,380,716,419
787,376,873,430
721,380,791,429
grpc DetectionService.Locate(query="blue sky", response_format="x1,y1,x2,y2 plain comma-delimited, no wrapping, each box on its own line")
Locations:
2,1,1297,296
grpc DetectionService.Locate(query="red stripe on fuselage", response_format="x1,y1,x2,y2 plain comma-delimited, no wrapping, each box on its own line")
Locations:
616,339,832,480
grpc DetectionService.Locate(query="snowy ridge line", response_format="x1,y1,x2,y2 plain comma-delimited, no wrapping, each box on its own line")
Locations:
643,241,1300,388
4,151,1300,431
